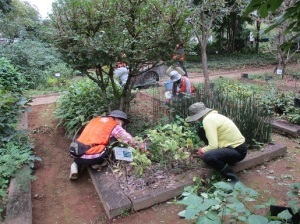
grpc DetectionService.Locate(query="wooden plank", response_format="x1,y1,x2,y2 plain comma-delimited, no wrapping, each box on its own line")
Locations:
87,167,132,219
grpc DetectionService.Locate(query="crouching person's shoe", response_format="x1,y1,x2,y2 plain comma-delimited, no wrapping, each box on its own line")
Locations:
69,162,78,180
221,164,239,185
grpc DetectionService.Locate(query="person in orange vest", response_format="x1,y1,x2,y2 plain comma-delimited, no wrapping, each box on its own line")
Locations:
169,71,195,98
173,43,188,77
69,110,146,180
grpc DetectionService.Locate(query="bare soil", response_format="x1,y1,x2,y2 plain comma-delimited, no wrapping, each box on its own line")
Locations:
29,67,300,224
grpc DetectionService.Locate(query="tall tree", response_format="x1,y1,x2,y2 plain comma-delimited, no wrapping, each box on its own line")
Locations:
190,0,245,91
0,0,40,40
49,0,192,112
214,0,250,53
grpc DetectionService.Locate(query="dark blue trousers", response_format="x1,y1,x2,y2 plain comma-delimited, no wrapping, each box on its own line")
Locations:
202,143,247,170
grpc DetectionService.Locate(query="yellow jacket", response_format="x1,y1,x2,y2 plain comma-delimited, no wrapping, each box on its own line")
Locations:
202,111,245,152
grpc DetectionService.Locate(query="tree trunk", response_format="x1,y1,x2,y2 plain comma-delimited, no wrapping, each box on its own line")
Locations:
255,20,260,54
201,41,210,92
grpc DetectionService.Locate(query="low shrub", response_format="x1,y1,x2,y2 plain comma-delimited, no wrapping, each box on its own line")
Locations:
55,77,118,137
0,59,33,221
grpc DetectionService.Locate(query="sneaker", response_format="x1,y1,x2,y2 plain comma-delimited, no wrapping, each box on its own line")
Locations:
69,162,78,180
91,160,108,170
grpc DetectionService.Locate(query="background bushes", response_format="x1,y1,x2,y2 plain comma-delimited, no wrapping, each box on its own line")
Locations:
55,77,117,138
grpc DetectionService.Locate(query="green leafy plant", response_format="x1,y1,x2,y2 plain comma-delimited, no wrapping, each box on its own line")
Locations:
131,147,152,177
175,181,300,224
0,57,26,92
145,118,202,170
55,77,117,137
0,134,34,220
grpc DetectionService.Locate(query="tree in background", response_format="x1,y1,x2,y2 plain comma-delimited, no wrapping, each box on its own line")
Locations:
0,0,40,41
49,0,192,112
214,0,250,53
245,0,300,77
190,0,246,91
244,0,300,44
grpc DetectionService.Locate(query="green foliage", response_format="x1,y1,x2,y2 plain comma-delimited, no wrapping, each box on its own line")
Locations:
0,40,63,89
48,0,192,111
0,57,25,92
131,147,152,177
158,80,273,148
0,0,40,40
55,77,117,137
0,58,34,220
175,180,300,223
186,53,277,73
244,0,284,18
175,181,267,223
259,86,300,125
0,134,34,220
0,57,31,145
145,117,202,169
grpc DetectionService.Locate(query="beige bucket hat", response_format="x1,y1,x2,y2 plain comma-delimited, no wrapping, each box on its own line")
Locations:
169,71,181,83
186,102,213,122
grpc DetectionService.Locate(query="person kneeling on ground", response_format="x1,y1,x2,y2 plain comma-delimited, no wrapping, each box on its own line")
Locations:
186,102,247,184
169,71,195,98
69,110,146,180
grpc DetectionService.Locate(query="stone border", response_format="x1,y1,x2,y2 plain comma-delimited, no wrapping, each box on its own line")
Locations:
88,142,287,219
271,119,300,138
4,111,32,224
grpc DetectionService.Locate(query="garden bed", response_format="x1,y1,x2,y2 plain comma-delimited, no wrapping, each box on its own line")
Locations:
88,142,287,219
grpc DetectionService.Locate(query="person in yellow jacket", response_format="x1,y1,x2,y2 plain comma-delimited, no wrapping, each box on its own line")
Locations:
186,102,247,184
69,110,146,180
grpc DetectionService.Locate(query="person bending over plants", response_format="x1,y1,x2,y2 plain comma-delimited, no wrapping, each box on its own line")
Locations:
186,102,247,184
69,110,146,180
169,71,195,99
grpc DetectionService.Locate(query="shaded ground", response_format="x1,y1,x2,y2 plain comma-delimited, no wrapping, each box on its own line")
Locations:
29,66,300,224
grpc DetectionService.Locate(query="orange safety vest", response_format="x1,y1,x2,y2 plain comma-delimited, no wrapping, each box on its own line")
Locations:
179,76,195,94
77,117,118,155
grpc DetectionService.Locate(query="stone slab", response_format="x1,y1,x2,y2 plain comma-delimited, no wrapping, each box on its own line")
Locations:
271,120,300,138
232,142,287,173
4,111,32,224
88,142,286,219
4,166,32,224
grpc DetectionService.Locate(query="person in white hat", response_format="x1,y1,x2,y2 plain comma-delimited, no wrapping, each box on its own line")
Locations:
186,102,247,184
169,71,195,97
69,110,146,180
